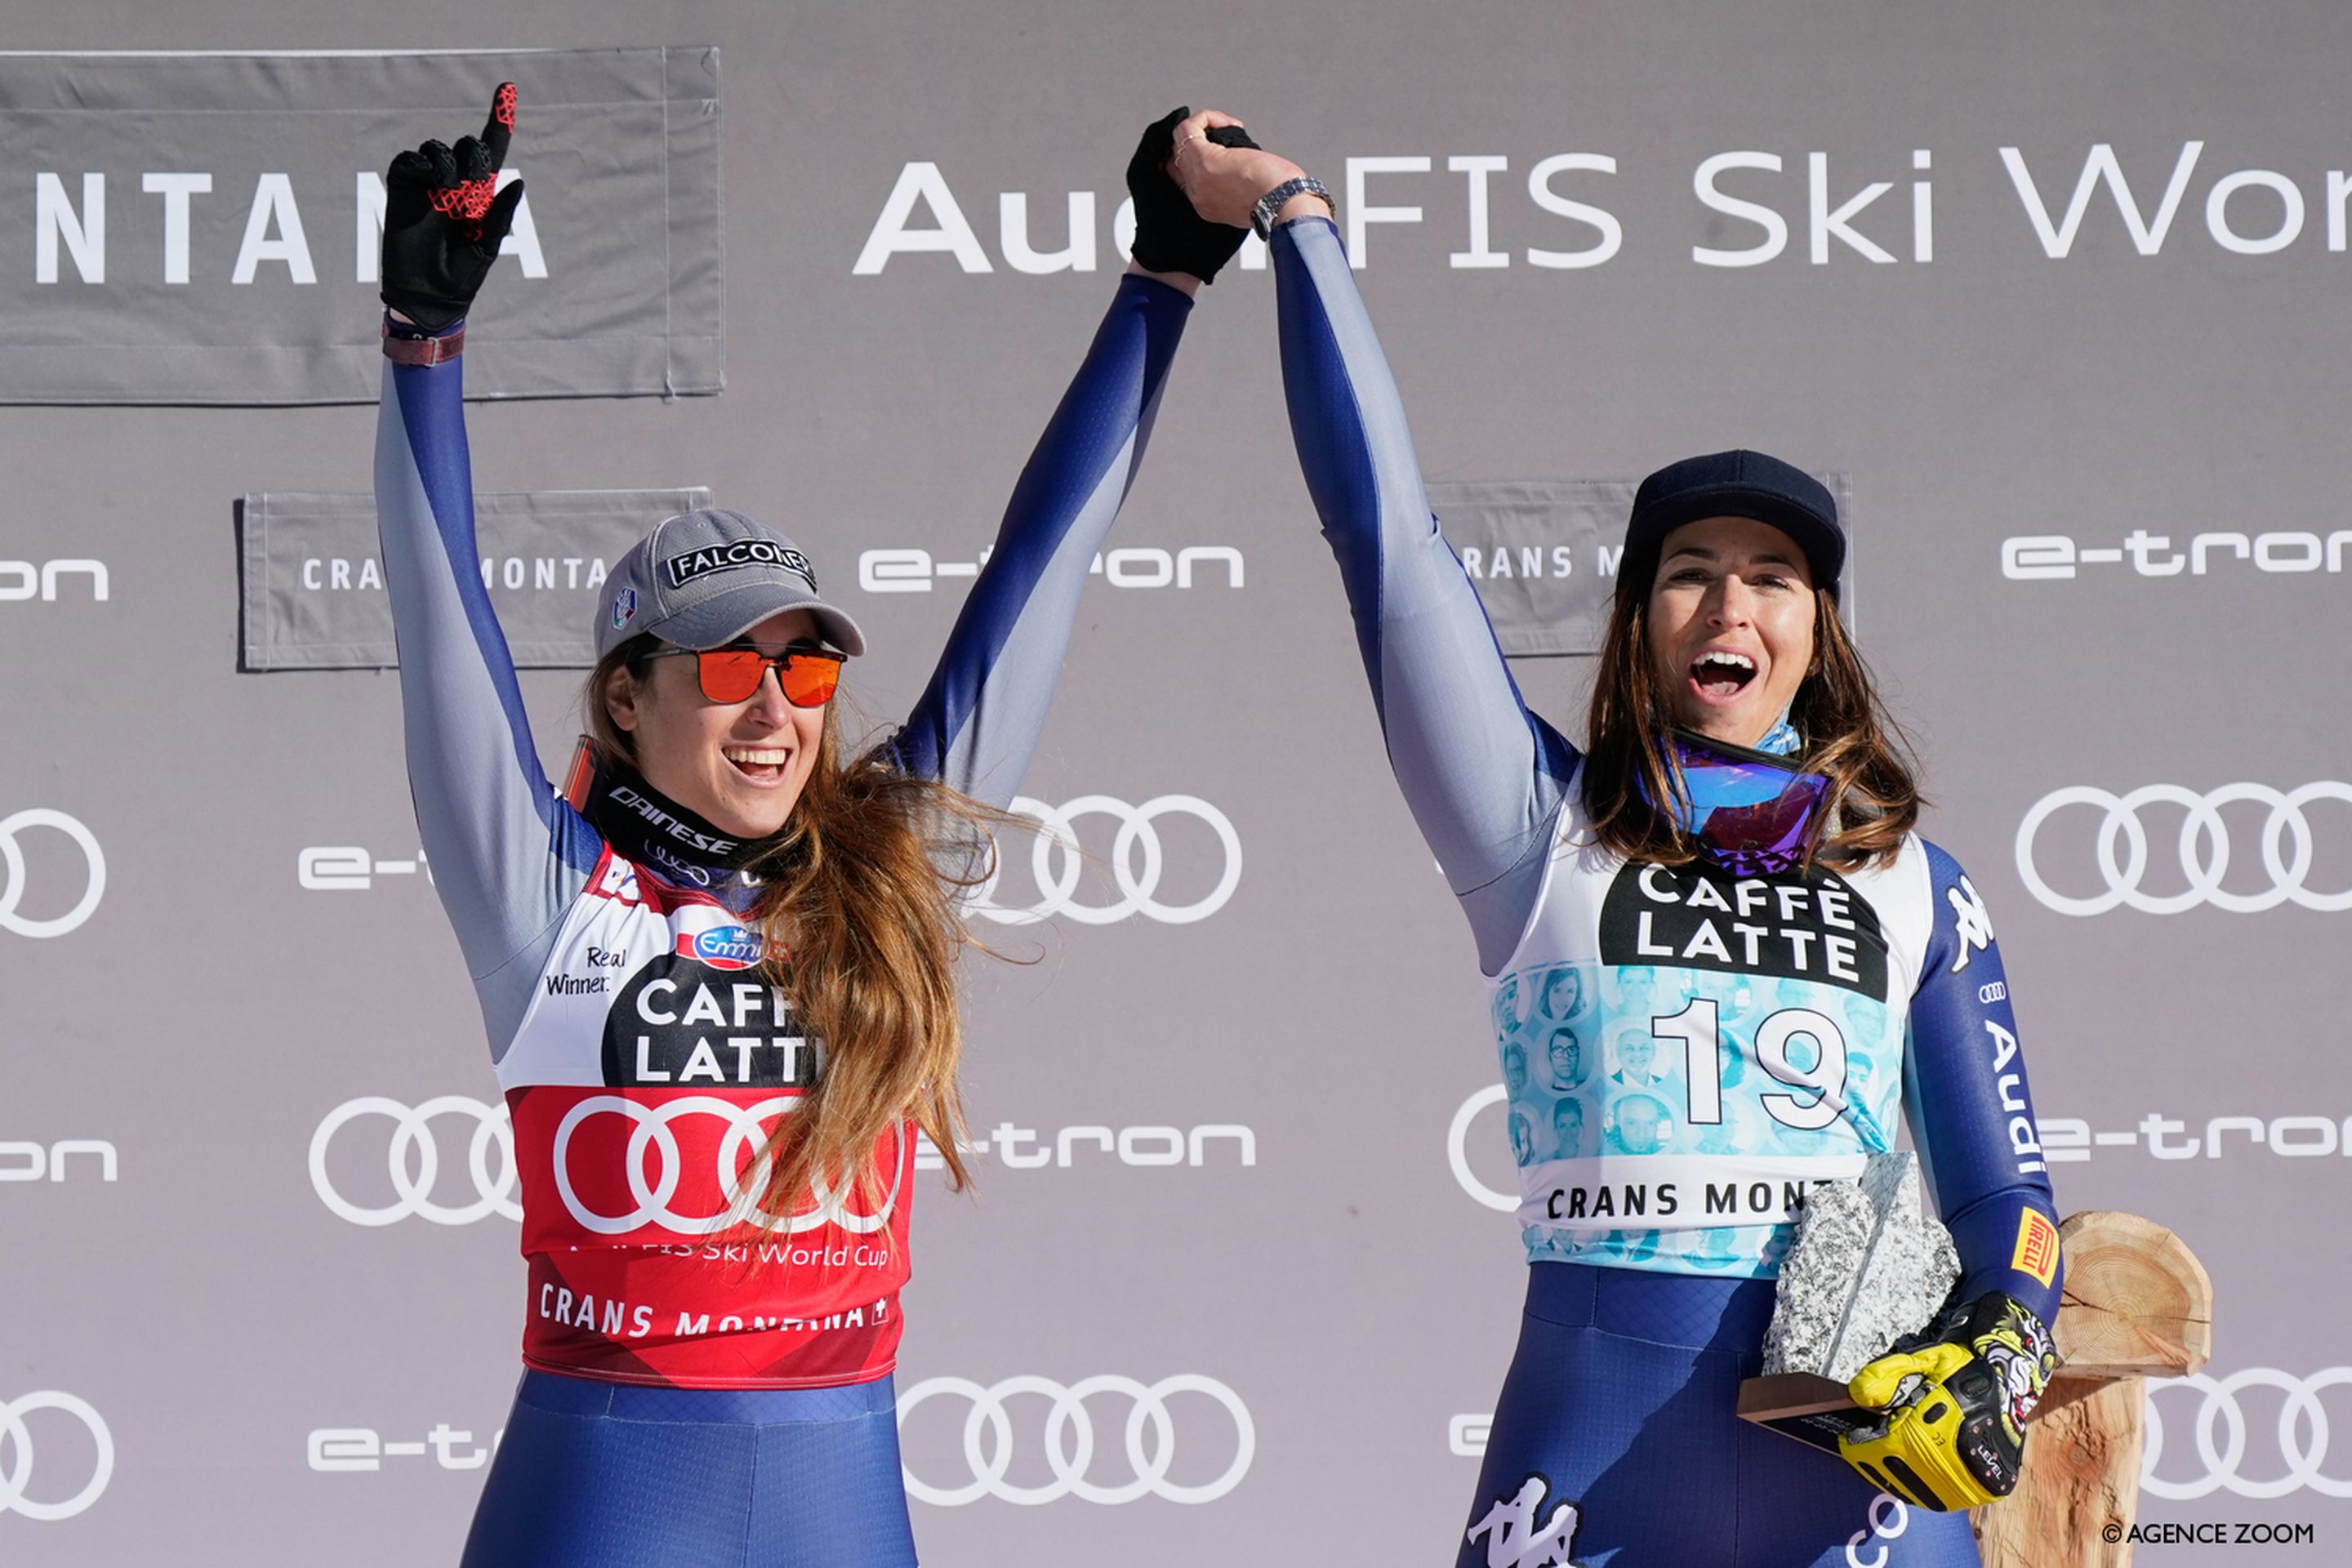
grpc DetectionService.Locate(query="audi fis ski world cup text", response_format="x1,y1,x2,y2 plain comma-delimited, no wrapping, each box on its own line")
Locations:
853,140,2352,275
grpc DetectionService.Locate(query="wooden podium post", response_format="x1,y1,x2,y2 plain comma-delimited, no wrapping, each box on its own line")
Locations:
1970,1211,2213,1568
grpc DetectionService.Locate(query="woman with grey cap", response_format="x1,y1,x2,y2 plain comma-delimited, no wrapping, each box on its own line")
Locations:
1175,117,2066,1564
370,87,1246,1566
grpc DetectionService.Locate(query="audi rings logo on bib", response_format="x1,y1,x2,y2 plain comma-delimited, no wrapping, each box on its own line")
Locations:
0,1392,114,1522
2141,1368,2352,1499
2016,783,2352,915
0,809,105,939
310,1096,522,1227
544,1095,904,1238
896,1375,1254,1506
965,795,1241,926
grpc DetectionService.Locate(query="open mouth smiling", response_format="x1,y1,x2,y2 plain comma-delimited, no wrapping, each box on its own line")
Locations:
1688,650,1758,701
722,745,793,782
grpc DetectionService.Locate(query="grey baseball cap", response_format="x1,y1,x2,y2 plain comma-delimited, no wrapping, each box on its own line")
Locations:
596,508,866,659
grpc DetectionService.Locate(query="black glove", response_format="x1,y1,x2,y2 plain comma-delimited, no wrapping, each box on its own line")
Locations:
381,82,526,332
1127,106,1261,283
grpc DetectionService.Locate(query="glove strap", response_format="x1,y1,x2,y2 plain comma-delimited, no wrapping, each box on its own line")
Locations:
381,319,466,366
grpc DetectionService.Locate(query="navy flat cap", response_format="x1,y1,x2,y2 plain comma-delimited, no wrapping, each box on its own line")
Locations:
1619,449,1843,598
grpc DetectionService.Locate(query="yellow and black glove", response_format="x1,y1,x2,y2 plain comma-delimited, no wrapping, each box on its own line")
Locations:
1838,1291,2057,1512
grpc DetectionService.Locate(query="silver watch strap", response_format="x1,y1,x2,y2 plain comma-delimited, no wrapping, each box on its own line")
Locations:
1251,176,1334,241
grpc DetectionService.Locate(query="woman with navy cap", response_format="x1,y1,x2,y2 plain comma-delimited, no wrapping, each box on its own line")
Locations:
1172,114,2066,1565
371,90,1246,1567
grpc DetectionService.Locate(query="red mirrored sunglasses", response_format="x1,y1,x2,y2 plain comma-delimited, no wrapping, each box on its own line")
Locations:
649,646,844,707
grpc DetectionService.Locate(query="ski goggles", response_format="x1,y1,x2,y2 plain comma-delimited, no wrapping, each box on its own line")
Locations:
650,646,845,707
1646,729,1833,876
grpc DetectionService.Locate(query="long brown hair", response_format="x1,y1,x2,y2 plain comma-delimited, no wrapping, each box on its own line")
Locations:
1580,583,1921,871
586,637,997,1231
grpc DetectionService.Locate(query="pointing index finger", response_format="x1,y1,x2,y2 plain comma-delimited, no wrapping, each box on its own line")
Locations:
480,82,517,170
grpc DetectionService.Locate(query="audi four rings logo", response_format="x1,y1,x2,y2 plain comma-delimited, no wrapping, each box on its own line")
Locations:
1449,1085,1517,1212
965,795,1242,926
2016,784,2352,915
0,1392,114,1522
0,809,105,939
2141,1368,2352,1499
896,1375,1254,1506
310,1097,522,1227
310,1096,902,1234
550,1096,902,1236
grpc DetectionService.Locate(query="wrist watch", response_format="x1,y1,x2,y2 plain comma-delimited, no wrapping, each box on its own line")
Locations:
1251,176,1335,241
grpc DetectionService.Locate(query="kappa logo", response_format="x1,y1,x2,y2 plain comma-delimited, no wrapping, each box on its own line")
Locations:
1945,875,1994,972
1465,1473,1584,1568
662,541,815,592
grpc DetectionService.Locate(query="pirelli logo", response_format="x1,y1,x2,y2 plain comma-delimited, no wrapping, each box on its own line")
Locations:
662,541,816,592
2011,1209,2060,1287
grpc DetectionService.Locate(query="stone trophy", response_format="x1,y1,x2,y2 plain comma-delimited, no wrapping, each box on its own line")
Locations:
1737,1151,1962,1454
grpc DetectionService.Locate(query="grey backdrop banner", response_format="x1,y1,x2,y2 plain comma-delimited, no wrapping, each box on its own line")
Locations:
0,48,721,403
1433,474,1855,656
240,488,711,668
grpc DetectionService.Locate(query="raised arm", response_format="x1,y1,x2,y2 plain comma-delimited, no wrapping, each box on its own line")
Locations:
1174,132,1570,972
891,268,1192,806
1903,842,2063,1322
893,111,1238,808
373,87,602,1057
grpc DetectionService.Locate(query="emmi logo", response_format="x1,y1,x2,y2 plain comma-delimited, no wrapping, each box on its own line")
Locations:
0,1138,118,1183
0,559,107,603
